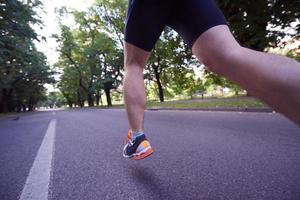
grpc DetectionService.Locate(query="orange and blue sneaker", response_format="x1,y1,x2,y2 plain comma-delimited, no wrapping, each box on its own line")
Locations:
123,130,153,160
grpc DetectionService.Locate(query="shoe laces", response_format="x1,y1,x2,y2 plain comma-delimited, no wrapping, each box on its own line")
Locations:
129,138,136,146
129,140,134,146
129,135,141,146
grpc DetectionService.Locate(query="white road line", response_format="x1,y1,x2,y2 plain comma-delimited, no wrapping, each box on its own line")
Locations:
19,119,56,200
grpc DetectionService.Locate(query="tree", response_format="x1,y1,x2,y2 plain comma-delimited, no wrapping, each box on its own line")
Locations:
187,77,206,99
93,0,127,48
55,7,123,107
199,0,300,92
99,49,123,106
145,28,196,102
286,36,300,62
54,24,89,107
57,66,80,108
38,91,65,109
203,68,243,95
0,0,54,112
217,0,300,51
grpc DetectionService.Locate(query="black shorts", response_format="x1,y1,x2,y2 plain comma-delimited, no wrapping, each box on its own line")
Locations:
125,0,227,52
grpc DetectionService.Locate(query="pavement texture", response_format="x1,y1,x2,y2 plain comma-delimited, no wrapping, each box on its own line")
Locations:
0,109,300,200
0,112,52,200
148,107,273,113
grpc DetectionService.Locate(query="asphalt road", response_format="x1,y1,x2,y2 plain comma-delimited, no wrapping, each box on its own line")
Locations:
0,109,300,200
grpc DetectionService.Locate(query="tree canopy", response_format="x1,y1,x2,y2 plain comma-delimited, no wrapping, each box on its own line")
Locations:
2,0,298,111
217,0,300,50
0,0,54,112
54,0,299,106
54,3,124,107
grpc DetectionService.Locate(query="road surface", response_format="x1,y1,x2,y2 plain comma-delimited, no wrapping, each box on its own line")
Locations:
0,109,300,200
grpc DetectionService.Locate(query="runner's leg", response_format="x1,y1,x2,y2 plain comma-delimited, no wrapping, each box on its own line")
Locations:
192,25,300,124
123,0,168,132
123,42,151,131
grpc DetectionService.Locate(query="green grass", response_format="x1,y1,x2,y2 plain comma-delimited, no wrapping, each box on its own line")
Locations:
94,96,269,110
146,97,268,109
0,112,18,117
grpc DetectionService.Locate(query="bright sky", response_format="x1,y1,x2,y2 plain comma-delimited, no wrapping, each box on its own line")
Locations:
34,0,95,65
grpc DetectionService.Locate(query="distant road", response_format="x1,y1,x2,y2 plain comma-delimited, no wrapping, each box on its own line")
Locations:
1,109,300,200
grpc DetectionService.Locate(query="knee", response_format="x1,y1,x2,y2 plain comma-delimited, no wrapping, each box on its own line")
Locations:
200,46,242,75
124,63,144,75
124,42,150,70
124,57,148,78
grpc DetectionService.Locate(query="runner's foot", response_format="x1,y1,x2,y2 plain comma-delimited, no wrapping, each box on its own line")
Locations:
123,130,153,160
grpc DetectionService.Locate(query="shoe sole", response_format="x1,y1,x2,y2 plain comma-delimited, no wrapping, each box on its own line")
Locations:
133,147,154,160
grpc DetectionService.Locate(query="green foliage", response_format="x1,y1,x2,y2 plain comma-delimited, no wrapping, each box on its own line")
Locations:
55,0,299,106
203,69,242,95
39,92,65,108
0,0,54,112
202,0,300,91
186,76,206,99
165,67,194,95
287,49,300,62
145,28,198,101
94,0,127,47
286,38,300,62
55,4,123,107
217,0,300,50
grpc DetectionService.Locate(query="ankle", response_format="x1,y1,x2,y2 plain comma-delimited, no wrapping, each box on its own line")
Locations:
132,130,144,139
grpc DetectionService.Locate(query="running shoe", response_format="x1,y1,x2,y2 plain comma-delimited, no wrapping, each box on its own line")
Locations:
123,130,153,160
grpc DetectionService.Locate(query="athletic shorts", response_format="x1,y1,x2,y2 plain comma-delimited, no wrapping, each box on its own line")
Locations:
125,0,227,52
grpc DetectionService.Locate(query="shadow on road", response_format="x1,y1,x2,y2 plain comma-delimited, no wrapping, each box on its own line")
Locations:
127,164,176,199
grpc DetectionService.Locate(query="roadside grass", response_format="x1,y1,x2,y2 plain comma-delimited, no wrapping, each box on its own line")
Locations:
0,112,18,117
0,96,268,115
96,96,269,109
146,97,268,109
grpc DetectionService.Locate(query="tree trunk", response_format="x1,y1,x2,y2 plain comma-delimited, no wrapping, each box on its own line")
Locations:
80,101,84,107
87,92,94,107
153,66,164,102
100,92,103,106
96,90,100,106
61,92,73,108
77,89,84,107
16,100,22,112
28,105,34,111
0,89,10,113
66,98,73,108
87,76,94,107
104,88,112,107
28,97,34,111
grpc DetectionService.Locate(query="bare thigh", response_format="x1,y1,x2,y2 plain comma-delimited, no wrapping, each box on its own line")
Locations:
191,25,241,75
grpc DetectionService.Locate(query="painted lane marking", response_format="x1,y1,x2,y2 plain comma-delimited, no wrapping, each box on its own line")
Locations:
19,119,56,200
